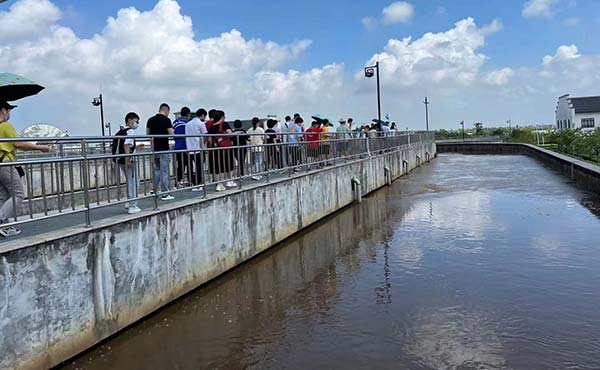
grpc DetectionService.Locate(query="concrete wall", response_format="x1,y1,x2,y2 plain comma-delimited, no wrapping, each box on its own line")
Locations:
0,141,436,370
437,142,600,194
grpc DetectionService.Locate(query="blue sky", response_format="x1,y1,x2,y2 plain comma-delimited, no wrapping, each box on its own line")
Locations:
48,0,599,71
1,0,600,133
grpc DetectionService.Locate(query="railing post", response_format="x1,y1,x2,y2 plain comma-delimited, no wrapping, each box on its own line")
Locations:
151,144,159,210
81,139,92,227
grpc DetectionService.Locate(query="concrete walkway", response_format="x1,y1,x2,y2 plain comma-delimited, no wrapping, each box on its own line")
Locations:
0,168,319,252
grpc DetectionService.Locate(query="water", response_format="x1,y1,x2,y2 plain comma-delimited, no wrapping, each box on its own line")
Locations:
61,154,600,370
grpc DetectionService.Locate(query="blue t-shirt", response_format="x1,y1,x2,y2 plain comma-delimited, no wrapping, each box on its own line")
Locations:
287,123,302,144
173,117,189,150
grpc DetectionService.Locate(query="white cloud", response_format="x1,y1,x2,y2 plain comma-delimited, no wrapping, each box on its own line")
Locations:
382,1,414,24
358,18,503,89
484,68,514,85
522,0,558,18
0,0,340,134
542,44,581,65
0,0,61,42
361,16,378,31
4,0,600,132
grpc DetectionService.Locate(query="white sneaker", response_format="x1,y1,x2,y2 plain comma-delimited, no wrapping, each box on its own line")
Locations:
216,183,226,192
0,226,21,237
161,194,175,201
191,187,203,192
124,202,130,209
128,206,142,214
251,175,262,181
225,181,237,188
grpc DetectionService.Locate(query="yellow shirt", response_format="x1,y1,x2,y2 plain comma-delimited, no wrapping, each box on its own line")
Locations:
321,126,331,141
0,121,18,162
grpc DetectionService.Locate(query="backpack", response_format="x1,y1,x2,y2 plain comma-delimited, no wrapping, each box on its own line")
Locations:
216,121,233,148
111,127,132,164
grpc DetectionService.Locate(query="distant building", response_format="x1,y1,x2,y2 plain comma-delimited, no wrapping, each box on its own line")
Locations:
555,94,600,131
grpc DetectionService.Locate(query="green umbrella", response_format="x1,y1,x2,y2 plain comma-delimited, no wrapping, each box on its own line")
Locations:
0,73,45,101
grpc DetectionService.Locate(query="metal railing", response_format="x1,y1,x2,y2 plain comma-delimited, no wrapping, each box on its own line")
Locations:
0,131,434,231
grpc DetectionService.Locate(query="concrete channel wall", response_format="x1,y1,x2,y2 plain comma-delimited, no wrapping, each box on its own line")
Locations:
437,142,600,194
0,141,436,370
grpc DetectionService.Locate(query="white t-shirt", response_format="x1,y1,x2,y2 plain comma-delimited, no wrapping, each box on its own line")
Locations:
185,118,208,151
124,127,138,149
247,126,265,152
381,125,391,136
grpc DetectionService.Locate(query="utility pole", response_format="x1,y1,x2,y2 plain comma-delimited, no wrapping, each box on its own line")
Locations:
376,61,381,125
460,121,465,141
424,97,430,131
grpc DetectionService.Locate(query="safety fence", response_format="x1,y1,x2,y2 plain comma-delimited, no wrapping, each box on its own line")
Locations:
0,132,434,230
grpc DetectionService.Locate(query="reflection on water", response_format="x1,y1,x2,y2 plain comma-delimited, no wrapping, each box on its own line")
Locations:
61,154,600,370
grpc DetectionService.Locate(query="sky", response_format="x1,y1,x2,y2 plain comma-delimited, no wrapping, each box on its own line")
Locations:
1,0,600,134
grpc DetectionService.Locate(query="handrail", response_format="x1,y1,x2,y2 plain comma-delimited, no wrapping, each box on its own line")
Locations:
0,132,435,233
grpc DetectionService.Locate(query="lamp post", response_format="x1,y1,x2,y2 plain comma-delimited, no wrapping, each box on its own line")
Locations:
424,96,430,131
460,121,465,141
365,61,382,125
92,94,105,137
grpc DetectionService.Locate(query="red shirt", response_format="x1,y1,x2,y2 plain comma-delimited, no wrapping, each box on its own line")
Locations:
205,120,214,131
304,127,322,149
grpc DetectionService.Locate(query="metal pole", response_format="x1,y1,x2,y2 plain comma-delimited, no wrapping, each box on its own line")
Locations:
376,61,382,125
461,121,465,141
100,94,105,137
424,97,429,131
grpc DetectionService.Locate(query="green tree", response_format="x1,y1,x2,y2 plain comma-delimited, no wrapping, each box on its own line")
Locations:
474,122,484,135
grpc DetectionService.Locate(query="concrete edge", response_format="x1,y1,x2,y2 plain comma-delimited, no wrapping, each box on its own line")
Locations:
0,148,421,254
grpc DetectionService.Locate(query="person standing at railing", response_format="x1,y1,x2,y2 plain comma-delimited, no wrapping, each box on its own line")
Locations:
146,103,175,201
287,117,303,171
185,108,208,192
382,121,391,136
337,118,350,156
115,112,144,215
207,110,235,191
265,119,280,171
320,120,332,163
247,117,265,181
205,109,216,132
280,116,292,168
232,119,249,177
305,121,322,167
173,107,191,187
0,101,50,237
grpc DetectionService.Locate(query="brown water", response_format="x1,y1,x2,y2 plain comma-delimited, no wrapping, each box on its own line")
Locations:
60,154,600,370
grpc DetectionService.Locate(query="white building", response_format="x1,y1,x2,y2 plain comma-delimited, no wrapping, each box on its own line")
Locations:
555,94,600,131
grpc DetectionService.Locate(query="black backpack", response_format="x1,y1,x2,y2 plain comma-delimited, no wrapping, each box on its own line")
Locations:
111,127,132,164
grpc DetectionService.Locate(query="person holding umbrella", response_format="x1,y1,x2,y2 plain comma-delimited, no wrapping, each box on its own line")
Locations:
0,101,50,237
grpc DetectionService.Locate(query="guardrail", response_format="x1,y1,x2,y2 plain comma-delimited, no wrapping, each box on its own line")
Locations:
0,131,434,231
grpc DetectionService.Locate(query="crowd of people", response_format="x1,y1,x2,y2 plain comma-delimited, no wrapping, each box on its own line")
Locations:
0,99,402,236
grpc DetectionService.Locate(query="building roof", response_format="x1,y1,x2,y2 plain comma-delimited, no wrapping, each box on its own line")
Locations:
569,96,600,114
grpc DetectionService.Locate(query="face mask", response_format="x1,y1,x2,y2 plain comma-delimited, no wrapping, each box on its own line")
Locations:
132,122,140,130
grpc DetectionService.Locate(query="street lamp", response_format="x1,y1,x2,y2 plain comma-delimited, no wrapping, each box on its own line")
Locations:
460,121,465,141
423,97,430,131
92,94,105,137
365,61,382,125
